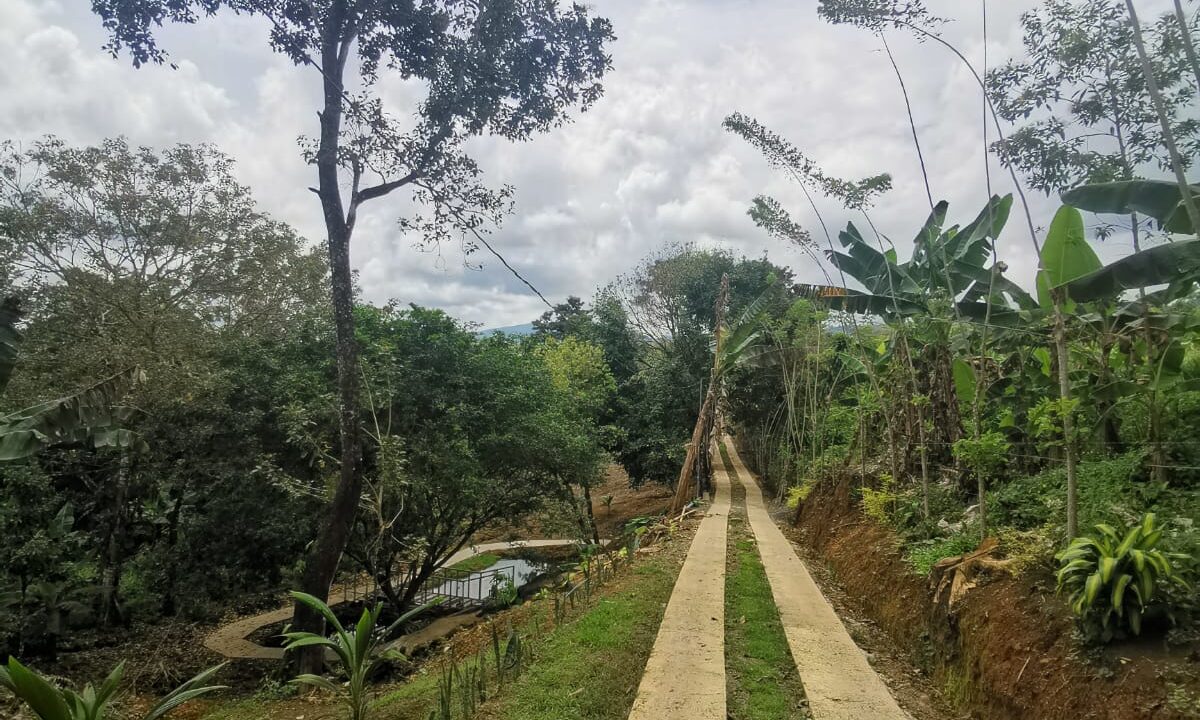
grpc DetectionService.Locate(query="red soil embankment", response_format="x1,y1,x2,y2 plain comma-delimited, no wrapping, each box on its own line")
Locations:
793,472,1197,720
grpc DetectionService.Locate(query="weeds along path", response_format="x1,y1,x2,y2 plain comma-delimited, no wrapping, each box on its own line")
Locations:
627,441,731,720
723,440,912,720
203,539,585,661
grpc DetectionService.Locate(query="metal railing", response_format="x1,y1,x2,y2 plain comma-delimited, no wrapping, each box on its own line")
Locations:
411,565,518,610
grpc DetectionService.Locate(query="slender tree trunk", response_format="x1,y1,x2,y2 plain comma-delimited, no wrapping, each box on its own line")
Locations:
671,389,715,515
917,404,931,519
1173,0,1200,98
582,482,600,545
100,454,130,627
977,472,988,539
1053,295,1081,539
1125,0,1200,238
161,489,184,616
1150,400,1167,484
292,9,367,675
1098,331,1124,453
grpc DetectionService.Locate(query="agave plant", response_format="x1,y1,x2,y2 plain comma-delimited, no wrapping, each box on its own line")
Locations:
0,658,226,720
1056,513,1186,640
282,592,439,720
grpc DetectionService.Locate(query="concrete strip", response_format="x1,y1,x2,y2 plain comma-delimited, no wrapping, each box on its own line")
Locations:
627,445,730,720
203,538,589,660
725,440,912,720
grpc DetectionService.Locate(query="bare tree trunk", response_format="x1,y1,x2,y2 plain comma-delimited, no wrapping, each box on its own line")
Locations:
100,453,130,627
671,389,715,515
291,6,366,675
160,488,183,617
582,482,600,545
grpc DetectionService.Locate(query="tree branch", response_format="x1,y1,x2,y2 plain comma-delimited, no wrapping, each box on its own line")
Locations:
354,171,421,205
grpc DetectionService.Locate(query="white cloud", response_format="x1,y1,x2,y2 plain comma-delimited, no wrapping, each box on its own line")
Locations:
0,0,1179,327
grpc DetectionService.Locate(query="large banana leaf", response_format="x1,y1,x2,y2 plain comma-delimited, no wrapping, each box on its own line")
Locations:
909,201,950,277
955,300,1023,327
0,297,19,396
1038,205,1101,307
830,223,905,294
1061,240,1200,302
944,194,1013,270
0,368,146,461
1062,180,1200,234
713,278,777,377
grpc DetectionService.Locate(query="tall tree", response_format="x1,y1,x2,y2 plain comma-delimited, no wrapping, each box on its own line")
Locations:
988,0,1199,247
535,335,615,543
1,138,330,624
90,0,615,670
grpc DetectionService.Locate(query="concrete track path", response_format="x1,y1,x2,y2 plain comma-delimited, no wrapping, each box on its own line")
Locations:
726,440,911,720
627,443,732,720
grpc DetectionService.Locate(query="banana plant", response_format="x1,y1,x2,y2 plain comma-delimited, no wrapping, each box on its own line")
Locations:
796,194,1033,321
282,591,441,720
713,277,779,379
795,196,1031,465
0,296,146,461
1058,188,1200,482
0,658,226,720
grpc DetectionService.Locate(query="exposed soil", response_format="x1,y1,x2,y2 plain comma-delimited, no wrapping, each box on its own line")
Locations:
475,465,674,543
789,468,1200,720
590,465,675,537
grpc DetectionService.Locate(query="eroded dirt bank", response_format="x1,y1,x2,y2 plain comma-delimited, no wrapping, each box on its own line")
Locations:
788,471,1198,720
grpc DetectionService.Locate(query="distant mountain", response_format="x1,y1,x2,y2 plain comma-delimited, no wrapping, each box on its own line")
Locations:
479,322,536,337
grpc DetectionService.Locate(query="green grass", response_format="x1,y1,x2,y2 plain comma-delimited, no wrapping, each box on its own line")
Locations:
721,442,810,720
200,547,683,720
449,552,503,573
370,547,682,720
479,553,680,720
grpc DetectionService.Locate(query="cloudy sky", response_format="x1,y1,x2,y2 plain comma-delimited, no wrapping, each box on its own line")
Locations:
0,0,1179,328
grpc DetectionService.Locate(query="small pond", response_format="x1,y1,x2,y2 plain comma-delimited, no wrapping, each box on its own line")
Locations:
427,558,551,602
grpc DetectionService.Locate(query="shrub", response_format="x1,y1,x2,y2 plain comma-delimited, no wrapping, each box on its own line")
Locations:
905,531,980,576
952,432,1009,478
786,480,815,509
861,474,897,524
995,524,1058,578
1056,514,1187,642
992,453,1143,531
892,482,965,541
488,575,520,609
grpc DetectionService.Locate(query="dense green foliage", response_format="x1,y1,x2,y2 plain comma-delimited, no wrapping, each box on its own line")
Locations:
0,139,614,661
720,0,1200,646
